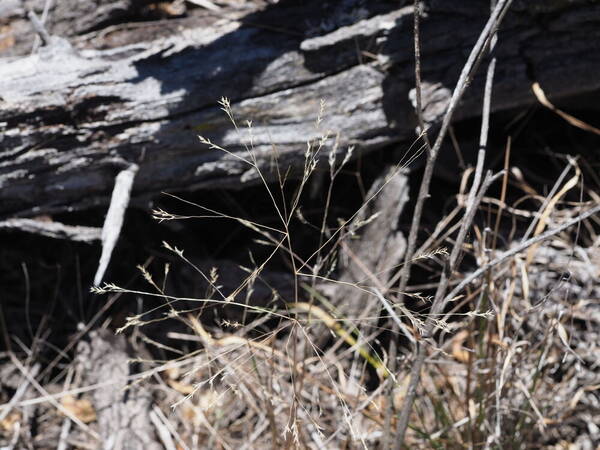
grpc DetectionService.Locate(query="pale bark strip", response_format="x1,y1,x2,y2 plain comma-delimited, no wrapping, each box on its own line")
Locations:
0,218,100,242
94,163,138,286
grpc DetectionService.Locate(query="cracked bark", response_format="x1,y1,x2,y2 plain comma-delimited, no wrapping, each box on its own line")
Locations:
1,0,599,219
332,166,409,320
77,330,162,450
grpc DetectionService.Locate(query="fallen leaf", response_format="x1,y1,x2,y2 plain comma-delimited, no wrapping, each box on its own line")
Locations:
168,379,195,395
451,330,471,363
0,412,20,433
60,395,97,423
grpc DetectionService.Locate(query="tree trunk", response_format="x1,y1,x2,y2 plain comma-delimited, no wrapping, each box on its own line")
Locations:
1,0,599,218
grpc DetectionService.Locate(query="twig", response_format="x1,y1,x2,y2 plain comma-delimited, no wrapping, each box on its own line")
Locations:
443,202,600,306
373,289,416,346
0,364,40,423
520,159,576,243
381,2,431,443
7,421,20,450
27,10,51,46
9,354,100,440
412,0,433,153
150,406,178,450
478,37,497,156
0,353,202,412
395,164,497,447
401,0,512,277
30,0,53,54
152,404,189,450
397,0,513,296
56,419,72,450
56,367,76,450
391,0,514,445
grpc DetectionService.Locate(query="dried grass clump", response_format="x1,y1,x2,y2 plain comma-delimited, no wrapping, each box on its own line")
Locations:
393,166,600,448
90,97,599,449
3,2,600,448
91,98,415,448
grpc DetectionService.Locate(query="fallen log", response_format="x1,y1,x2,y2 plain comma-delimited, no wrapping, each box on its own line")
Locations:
1,0,599,219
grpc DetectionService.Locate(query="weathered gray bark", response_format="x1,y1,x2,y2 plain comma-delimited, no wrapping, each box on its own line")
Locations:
333,166,409,319
77,330,162,449
1,0,599,219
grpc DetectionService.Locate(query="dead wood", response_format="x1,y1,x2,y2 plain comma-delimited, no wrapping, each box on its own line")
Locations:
77,330,162,450
1,0,600,220
333,166,409,319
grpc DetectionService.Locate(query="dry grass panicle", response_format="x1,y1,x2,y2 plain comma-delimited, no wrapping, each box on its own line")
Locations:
87,100,600,448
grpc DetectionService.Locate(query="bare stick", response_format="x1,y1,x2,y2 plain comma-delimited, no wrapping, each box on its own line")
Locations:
520,159,576,243
399,0,512,293
150,407,178,450
30,0,53,54
479,40,497,154
393,0,510,443
10,354,100,440
381,3,431,443
0,364,40,423
412,0,433,153
444,202,600,306
395,165,495,447
27,10,51,46
56,367,76,450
